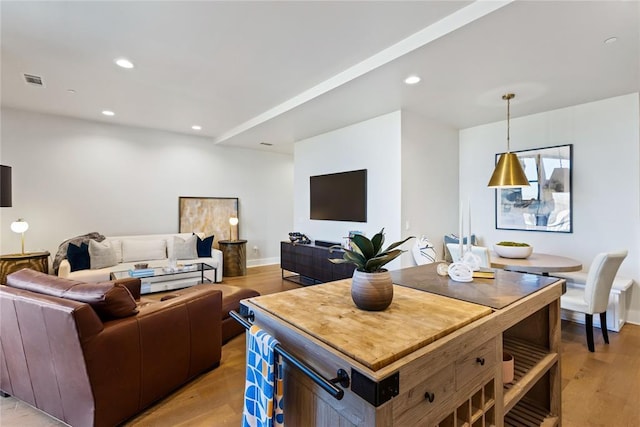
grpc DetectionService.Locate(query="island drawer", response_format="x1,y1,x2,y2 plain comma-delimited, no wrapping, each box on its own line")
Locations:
392,364,455,425
454,337,497,390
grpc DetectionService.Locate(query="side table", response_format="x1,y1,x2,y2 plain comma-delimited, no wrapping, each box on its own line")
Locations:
218,240,247,277
0,251,50,285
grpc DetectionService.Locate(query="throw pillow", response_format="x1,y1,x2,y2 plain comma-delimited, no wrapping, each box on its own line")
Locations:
122,239,167,262
109,239,123,263
195,234,214,257
88,240,118,270
173,235,198,260
67,242,90,272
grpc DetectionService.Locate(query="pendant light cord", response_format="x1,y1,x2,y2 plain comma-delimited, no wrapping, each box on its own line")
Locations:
503,93,514,153
506,97,511,152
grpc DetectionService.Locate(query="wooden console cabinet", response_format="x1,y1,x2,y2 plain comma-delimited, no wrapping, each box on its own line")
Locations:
281,241,355,285
243,263,564,426
0,251,50,285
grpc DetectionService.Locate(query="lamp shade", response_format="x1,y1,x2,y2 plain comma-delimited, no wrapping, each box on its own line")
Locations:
487,93,530,188
487,153,530,188
0,165,11,207
11,219,29,233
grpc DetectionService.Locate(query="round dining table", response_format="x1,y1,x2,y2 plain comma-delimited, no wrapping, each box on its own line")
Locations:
490,252,582,275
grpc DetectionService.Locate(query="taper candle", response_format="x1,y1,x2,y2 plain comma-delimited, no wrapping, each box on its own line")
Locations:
467,199,472,253
459,201,463,260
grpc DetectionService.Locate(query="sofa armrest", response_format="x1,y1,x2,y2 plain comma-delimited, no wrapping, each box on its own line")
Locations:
58,259,71,278
211,248,223,282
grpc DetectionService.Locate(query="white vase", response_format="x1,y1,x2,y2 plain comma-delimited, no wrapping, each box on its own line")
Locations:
351,269,393,311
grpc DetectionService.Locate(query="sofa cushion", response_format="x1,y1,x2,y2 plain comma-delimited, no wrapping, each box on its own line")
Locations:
7,269,138,320
67,242,90,272
173,235,198,260
122,239,166,262
89,239,118,269
195,234,214,257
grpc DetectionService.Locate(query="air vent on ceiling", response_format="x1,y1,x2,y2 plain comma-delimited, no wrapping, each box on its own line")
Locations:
23,73,44,86
260,142,273,146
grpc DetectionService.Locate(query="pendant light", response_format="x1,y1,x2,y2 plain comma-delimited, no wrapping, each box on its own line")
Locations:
487,93,530,188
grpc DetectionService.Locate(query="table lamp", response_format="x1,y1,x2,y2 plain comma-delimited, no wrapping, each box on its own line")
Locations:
229,217,239,241
11,218,29,254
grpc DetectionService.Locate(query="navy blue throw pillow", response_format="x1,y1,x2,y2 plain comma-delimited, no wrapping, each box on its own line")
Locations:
67,242,90,272
195,234,214,257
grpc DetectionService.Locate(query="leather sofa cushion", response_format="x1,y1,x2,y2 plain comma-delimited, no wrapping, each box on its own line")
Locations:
6,269,138,320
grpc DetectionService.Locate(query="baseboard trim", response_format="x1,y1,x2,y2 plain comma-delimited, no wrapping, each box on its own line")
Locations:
247,257,279,268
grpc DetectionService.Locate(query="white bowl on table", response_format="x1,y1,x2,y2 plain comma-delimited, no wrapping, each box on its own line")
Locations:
493,244,533,259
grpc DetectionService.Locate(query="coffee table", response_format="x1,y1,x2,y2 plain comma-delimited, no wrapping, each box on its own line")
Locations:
110,262,215,294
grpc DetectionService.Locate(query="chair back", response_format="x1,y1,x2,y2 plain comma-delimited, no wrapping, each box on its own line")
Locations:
446,244,491,268
584,250,627,314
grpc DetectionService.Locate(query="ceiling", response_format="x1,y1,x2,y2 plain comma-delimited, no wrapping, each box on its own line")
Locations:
2,1,638,154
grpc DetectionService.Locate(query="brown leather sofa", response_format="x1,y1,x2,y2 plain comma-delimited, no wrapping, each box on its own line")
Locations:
0,269,223,427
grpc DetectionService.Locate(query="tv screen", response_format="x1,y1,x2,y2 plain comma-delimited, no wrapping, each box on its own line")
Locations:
310,169,367,222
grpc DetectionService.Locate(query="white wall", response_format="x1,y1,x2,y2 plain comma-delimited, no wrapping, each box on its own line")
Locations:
0,108,293,267
401,110,459,266
294,111,403,267
460,93,640,324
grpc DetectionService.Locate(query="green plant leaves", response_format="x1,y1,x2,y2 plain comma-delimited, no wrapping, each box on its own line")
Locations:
371,228,385,255
327,229,414,273
351,234,374,259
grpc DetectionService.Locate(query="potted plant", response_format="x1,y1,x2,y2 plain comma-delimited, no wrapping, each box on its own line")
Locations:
330,229,413,311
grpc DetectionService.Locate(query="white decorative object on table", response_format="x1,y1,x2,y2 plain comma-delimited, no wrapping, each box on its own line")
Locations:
411,236,437,265
448,262,473,282
494,243,533,259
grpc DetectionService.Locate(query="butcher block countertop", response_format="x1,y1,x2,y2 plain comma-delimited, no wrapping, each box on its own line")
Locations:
246,279,492,371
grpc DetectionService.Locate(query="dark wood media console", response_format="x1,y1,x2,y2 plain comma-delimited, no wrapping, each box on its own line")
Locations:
281,241,356,285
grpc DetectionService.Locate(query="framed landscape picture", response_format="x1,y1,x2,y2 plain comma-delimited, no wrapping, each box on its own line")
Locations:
179,197,239,246
495,144,572,233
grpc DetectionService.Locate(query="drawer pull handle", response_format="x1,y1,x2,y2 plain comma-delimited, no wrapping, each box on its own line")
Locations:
424,391,435,403
476,357,485,366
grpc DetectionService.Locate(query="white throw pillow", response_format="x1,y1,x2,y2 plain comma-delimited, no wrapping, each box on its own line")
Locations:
88,240,118,270
109,239,123,263
173,235,198,260
122,239,167,262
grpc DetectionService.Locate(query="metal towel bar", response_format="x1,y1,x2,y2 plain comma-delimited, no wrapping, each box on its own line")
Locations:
229,310,349,400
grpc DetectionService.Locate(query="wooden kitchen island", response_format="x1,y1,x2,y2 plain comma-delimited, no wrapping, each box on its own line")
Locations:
241,263,564,426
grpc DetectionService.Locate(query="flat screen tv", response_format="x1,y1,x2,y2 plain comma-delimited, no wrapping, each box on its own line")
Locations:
310,169,367,222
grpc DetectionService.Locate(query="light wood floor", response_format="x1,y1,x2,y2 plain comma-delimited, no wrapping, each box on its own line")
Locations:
1,264,639,426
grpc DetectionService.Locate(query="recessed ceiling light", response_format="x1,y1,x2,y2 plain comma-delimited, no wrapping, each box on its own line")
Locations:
115,58,134,69
604,37,618,44
191,125,202,130
404,75,421,85
102,110,115,116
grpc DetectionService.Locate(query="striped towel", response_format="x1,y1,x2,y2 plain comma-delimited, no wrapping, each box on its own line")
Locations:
242,325,284,427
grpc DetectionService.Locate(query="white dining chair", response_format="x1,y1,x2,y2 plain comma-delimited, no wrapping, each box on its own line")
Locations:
560,250,627,352
446,244,491,268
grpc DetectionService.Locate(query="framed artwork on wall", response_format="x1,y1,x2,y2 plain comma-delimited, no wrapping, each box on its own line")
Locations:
179,197,239,247
495,144,572,233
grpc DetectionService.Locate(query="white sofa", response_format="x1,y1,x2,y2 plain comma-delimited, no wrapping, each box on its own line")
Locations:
58,233,223,285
